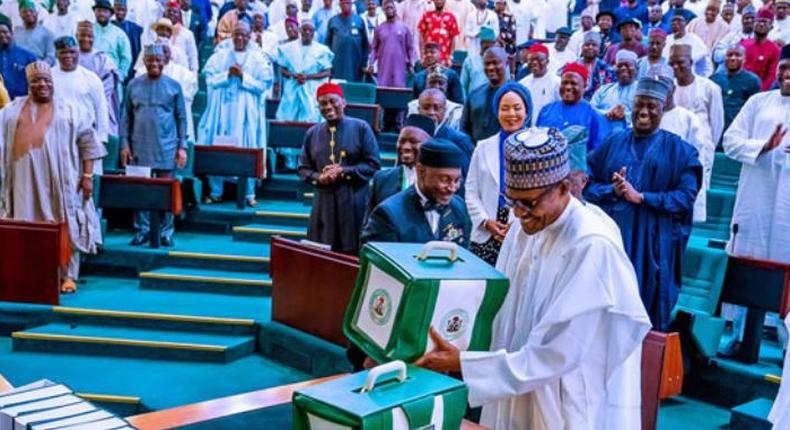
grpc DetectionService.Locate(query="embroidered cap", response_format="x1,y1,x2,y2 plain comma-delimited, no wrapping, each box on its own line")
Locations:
479,26,496,42
419,138,464,169
504,128,569,190
143,43,166,57
54,36,78,50
635,75,673,103
25,61,52,80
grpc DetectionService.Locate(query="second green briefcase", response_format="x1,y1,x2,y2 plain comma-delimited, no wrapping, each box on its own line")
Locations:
343,241,509,363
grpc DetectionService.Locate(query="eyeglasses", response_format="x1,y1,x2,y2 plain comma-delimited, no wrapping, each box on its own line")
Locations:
502,184,559,212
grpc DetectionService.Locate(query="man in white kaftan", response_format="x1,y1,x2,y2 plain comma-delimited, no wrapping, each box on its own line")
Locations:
197,21,272,206
670,44,722,222
275,20,333,123
517,43,560,118
52,35,110,177
722,48,790,264
416,127,651,430
0,62,106,294
161,42,197,141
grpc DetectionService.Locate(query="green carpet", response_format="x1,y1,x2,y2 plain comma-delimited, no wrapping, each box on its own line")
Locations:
61,276,271,323
0,338,307,412
658,396,731,430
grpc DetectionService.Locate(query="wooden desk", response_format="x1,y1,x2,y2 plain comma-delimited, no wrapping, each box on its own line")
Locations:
0,220,69,305
270,237,359,346
722,256,790,363
98,175,182,248
193,145,265,209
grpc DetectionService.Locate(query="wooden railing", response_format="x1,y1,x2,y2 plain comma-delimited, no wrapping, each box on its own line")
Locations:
127,374,487,429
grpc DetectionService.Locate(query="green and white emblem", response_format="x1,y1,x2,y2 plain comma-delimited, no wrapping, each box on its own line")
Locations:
368,289,392,326
440,309,469,341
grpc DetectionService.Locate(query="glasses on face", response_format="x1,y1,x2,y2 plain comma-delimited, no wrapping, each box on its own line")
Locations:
502,184,558,212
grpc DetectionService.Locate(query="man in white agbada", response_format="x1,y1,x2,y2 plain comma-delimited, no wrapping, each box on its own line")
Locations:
670,43,721,222
547,27,576,76
722,45,790,264
197,21,272,207
465,0,499,58
51,35,110,174
518,43,560,118
43,0,81,38
275,20,333,123
769,314,790,429
415,127,651,430
160,41,197,141
0,61,106,294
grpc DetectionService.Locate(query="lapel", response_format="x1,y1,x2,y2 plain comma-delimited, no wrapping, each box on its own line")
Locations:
483,137,500,188
406,187,436,241
397,165,405,192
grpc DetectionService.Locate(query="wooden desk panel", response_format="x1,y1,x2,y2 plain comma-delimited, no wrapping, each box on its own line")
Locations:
270,237,359,346
0,220,67,305
193,145,265,178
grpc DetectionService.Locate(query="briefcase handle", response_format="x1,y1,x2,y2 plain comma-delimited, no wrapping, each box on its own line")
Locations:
360,360,407,393
416,241,458,263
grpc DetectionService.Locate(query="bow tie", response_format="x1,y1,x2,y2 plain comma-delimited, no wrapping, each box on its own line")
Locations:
422,201,447,213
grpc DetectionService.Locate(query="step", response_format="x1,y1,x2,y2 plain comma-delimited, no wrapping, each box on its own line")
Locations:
139,267,272,296
12,323,255,362
254,209,310,227
232,223,307,243
730,398,773,430
381,150,396,167
76,392,145,416
86,231,271,273
53,306,257,335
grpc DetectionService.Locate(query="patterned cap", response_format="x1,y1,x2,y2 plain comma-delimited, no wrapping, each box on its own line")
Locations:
26,61,52,80
54,36,77,50
504,128,569,190
143,43,165,57
635,75,672,103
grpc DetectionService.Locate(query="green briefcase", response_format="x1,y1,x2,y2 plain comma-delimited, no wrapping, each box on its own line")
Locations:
343,241,509,364
293,360,468,430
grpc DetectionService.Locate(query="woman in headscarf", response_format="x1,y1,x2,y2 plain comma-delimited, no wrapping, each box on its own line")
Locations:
465,81,532,265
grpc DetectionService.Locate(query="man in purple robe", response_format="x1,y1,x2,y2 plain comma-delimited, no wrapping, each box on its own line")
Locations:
367,0,414,87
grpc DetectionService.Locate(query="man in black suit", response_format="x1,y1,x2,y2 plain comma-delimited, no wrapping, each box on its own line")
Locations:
361,139,471,245
180,0,208,49
365,114,434,220
412,42,463,104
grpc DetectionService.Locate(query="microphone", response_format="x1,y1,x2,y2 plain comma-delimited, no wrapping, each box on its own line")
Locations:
731,223,739,253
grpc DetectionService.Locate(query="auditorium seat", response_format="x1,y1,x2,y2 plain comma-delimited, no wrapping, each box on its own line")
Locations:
103,135,121,173
710,152,741,191
691,188,736,244
339,82,377,104
673,245,729,358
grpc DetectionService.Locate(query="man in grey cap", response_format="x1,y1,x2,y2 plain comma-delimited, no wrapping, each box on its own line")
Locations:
586,75,702,331
590,49,639,132
121,43,188,247
361,138,470,245
415,127,650,430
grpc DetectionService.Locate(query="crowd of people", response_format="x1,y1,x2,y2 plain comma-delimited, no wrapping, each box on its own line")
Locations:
0,0,789,425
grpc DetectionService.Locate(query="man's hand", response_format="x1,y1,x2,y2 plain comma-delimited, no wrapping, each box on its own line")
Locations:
606,105,626,121
414,327,461,373
80,176,93,201
613,167,643,204
295,73,307,85
761,124,788,155
175,148,188,169
228,64,243,78
120,147,133,167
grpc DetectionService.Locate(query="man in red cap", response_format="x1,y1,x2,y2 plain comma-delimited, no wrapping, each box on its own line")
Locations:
298,82,381,254
742,8,781,90
536,62,610,151
518,43,560,116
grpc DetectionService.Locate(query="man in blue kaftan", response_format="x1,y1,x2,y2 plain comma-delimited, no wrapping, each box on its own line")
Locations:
584,75,702,331
197,21,273,207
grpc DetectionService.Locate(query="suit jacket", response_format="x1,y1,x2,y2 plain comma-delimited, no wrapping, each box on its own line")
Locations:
365,165,405,221
412,68,464,104
361,185,471,246
465,134,516,244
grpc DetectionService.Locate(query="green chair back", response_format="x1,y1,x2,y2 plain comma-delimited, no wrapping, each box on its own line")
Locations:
339,82,377,104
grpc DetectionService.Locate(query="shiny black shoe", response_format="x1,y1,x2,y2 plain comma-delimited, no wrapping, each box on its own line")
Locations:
161,237,175,248
130,234,149,246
